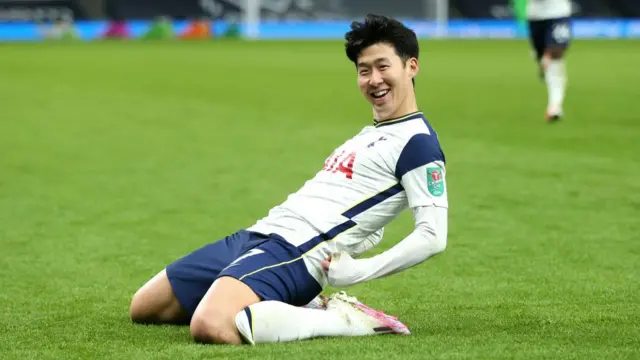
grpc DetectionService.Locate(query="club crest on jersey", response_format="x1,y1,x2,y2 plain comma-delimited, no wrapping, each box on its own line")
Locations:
426,167,444,196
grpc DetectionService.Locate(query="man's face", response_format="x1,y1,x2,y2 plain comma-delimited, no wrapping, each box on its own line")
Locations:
356,42,418,120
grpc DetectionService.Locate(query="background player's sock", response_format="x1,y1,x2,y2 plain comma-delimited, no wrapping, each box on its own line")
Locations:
544,58,567,113
235,300,366,344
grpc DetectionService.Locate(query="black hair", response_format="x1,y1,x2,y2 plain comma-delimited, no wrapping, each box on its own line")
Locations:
344,14,419,66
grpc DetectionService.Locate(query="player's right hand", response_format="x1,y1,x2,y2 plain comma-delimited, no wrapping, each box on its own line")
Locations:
321,255,332,272
326,252,365,288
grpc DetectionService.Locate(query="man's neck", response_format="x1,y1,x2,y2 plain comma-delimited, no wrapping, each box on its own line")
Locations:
373,97,419,121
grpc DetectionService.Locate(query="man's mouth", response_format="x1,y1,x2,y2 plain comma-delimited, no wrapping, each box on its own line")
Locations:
370,89,390,99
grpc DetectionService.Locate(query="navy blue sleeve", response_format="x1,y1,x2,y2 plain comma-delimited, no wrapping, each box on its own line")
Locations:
395,133,445,180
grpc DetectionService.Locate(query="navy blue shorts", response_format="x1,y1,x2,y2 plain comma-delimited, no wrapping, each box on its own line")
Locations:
528,17,572,60
165,230,322,320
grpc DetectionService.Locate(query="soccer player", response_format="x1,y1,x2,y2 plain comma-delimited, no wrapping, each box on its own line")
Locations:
129,14,448,345
525,0,573,121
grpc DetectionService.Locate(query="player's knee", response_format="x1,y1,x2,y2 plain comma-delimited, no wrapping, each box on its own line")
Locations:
129,286,180,324
129,289,155,324
129,270,187,324
129,290,147,323
190,312,240,345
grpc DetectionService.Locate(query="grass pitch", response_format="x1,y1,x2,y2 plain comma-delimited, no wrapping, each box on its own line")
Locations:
0,39,639,359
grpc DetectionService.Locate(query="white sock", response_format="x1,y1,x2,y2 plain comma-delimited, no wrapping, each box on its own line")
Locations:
235,301,367,344
544,58,567,112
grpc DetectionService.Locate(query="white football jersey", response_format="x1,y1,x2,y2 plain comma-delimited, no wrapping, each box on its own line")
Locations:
526,0,572,20
247,111,447,287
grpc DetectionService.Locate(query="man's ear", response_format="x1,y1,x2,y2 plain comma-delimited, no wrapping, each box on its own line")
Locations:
407,57,419,78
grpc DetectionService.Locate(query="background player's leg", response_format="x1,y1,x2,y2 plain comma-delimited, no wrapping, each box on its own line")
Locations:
129,269,189,325
189,276,261,344
527,20,546,80
544,45,568,120
543,19,571,121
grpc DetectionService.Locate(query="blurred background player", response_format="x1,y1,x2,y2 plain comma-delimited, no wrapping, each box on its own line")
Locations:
523,0,572,122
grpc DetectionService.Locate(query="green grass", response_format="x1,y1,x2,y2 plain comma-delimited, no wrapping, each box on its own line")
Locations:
1,39,639,359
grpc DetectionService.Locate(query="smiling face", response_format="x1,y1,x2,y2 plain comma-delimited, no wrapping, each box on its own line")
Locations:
356,42,419,121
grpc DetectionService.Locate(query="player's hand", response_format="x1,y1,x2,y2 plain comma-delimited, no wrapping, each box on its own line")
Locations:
321,255,332,272
326,252,363,288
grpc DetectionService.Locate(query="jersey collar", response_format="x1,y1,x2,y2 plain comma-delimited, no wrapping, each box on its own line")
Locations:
373,111,424,127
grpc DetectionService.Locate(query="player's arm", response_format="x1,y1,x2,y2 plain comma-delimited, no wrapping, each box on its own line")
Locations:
328,203,446,287
347,227,385,259
326,134,448,288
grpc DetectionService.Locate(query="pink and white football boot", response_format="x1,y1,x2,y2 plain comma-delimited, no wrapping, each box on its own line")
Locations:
326,291,411,336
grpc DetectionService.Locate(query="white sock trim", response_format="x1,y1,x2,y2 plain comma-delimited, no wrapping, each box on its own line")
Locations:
235,308,255,345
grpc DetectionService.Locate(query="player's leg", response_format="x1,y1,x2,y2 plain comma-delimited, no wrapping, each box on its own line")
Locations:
235,291,410,345
186,234,407,345
542,18,571,121
527,19,547,80
129,230,251,325
129,269,188,324
186,234,410,345
188,276,331,344
187,234,320,344
189,276,261,344
188,277,405,345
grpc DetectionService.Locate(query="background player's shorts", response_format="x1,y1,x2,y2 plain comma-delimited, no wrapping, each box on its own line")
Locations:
166,230,322,319
528,17,572,60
